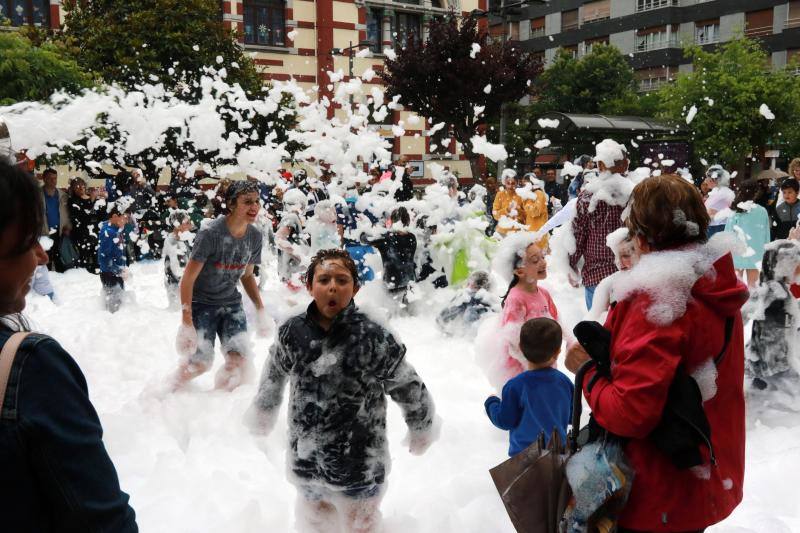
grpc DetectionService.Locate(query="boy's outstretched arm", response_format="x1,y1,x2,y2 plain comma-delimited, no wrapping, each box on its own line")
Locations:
382,343,437,455
245,338,290,435
484,382,522,430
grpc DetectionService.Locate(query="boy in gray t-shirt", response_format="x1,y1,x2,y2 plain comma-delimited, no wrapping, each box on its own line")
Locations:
172,180,274,391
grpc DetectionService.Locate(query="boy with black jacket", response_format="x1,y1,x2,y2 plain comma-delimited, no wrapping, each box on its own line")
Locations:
246,249,436,533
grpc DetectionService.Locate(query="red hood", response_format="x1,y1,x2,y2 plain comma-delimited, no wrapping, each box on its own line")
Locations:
691,252,749,316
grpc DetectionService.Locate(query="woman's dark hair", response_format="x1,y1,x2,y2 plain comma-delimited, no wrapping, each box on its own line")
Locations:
626,174,709,251
68,176,86,197
500,253,525,308
390,206,410,227
304,249,361,289
0,161,44,259
732,179,759,213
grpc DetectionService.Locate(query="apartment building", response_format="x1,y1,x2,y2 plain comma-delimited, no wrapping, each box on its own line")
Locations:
2,0,487,180
503,0,800,92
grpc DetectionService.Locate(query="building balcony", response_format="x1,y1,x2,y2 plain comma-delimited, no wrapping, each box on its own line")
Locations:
786,17,800,30
635,0,680,13
695,34,720,45
638,77,669,92
635,37,680,53
744,24,773,38
581,10,611,26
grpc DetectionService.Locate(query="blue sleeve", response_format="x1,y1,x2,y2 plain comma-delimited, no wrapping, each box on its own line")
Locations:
484,381,522,430
98,228,124,275
20,338,138,532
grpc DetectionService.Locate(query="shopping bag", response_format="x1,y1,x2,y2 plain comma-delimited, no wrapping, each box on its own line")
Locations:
489,430,571,533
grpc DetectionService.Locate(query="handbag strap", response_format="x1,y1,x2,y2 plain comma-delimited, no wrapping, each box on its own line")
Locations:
0,332,31,416
713,317,735,366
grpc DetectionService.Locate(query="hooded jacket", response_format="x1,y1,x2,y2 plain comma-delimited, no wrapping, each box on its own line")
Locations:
583,250,748,531
492,188,525,235
252,302,435,490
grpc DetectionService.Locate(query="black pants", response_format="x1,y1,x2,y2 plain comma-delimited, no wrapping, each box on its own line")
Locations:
100,273,125,313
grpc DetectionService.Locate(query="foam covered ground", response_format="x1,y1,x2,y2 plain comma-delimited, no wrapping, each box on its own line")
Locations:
24,262,800,533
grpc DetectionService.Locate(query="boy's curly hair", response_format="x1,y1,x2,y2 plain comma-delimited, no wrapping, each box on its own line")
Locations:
304,249,360,288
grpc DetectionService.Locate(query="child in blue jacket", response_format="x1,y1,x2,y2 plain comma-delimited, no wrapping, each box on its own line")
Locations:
485,317,573,456
97,201,130,313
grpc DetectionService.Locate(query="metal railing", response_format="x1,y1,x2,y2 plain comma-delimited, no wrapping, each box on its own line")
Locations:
744,24,773,38
581,9,611,25
530,26,545,38
786,17,800,29
638,78,669,92
636,0,679,12
695,32,720,45
635,37,679,53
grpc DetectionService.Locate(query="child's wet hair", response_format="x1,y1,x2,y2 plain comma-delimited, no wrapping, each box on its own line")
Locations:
520,317,562,364
304,249,360,288
468,270,490,291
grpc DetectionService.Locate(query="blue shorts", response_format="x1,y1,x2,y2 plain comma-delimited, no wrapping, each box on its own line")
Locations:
299,482,382,501
191,301,249,365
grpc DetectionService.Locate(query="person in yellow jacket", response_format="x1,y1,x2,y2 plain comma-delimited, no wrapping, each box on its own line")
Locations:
520,175,549,251
492,171,525,236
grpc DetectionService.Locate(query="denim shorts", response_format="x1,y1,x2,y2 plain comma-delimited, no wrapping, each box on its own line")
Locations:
191,301,249,365
299,482,382,501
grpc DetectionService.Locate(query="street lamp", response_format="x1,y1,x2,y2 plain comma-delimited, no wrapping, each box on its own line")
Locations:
330,40,375,81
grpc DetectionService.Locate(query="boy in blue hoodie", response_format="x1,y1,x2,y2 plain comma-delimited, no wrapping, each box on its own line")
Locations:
485,317,573,456
97,201,131,313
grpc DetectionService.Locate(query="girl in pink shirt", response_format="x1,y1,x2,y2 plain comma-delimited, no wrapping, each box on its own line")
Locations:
498,243,559,382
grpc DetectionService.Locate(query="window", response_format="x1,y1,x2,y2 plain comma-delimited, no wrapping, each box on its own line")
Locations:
508,21,519,41
745,9,773,38
243,0,285,47
0,0,49,27
581,0,610,25
366,7,383,53
394,12,421,47
561,9,578,32
636,0,677,12
695,20,720,45
563,45,578,59
530,17,545,38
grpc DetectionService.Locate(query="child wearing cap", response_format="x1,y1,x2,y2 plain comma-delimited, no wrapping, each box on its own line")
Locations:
171,180,273,392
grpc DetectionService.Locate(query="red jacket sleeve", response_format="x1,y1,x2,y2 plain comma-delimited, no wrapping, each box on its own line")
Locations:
585,308,686,439
791,284,800,299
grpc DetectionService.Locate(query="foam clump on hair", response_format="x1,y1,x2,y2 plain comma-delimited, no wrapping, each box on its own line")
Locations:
593,139,627,168
491,231,539,283
609,232,741,326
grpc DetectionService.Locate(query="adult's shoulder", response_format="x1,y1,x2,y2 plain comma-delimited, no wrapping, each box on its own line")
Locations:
15,333,87,390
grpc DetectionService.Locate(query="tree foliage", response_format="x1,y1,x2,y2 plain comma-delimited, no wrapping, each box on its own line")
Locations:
657,37,800,169
0,32,93,106
531,45,642,116
500,44,651,167
60,0,262,94
382,15,541,179
52,0,299,180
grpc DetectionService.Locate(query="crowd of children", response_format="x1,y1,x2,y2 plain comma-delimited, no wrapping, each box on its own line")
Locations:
25,141,800,533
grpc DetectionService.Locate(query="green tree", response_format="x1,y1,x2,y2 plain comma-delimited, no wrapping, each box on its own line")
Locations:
382,14,541,181
501,44,647,166
0,32,93,106
657,37,800,170
60,0,262,93
54,0,299,180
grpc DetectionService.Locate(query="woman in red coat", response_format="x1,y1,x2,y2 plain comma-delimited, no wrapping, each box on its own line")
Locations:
567,174,748,532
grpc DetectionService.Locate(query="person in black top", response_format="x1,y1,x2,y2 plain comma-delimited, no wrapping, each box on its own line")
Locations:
367,206,417,310
543,167,566,215
67,177,103,272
